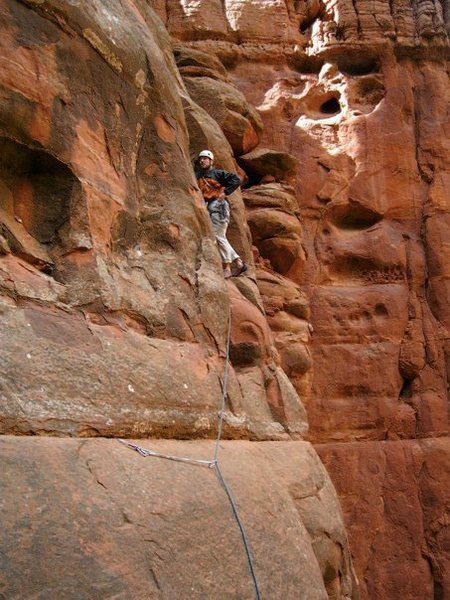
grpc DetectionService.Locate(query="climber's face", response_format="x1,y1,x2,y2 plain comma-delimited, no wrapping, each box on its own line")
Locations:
198,156,213,170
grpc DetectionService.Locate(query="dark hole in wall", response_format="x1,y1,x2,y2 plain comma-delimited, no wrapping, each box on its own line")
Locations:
399,378,413,400
329,202,382,230
289,56,324,74
0,137,85,281
229,342,262,367
338,56,380,76
320,97,341,114
374,303,389,318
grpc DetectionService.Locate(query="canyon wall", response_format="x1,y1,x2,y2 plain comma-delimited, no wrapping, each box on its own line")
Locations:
0,0,448,598
0,0,355,598
147,0,450,597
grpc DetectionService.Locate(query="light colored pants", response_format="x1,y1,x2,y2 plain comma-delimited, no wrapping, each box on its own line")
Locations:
212,220,240,264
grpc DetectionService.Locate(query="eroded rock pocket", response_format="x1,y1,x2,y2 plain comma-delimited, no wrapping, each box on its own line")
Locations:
0,137,85,280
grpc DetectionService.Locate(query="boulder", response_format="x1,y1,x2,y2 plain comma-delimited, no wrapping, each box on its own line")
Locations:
184,76,263,156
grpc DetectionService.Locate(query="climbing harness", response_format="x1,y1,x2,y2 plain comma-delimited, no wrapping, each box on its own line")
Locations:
119,307,262,600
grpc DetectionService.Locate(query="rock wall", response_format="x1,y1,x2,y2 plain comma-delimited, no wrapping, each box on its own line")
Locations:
152,0,450,445
0,0,356,598
0,0,308,441
149,0,450,597
0,0,448,598
318,438,450,598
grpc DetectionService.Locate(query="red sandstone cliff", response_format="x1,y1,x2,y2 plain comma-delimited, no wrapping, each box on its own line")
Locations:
0,0,355,597
0,0,448,598
148,1,450,596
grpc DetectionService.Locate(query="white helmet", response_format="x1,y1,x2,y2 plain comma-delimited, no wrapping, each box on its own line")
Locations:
198,149,214,160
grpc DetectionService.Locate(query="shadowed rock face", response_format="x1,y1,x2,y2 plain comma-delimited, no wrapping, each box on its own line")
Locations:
317,438,450,599
149,0,450,598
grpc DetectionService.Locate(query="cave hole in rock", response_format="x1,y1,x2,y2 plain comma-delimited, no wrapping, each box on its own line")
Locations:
320,97,341,115
338,56,380,76
289,56,324,74
399,377,413,400
328,201,383,230
374,303,389,318
302,92,342,119
0,137,82,278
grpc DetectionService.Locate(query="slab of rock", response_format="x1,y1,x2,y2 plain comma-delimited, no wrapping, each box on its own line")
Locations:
173,44,228,80
243,183,305,279
0,206,53,270
165,0,230,41
227,280,309,439
255,267,313,401
0,294,302,440
0,436,358,599
241,184,312,402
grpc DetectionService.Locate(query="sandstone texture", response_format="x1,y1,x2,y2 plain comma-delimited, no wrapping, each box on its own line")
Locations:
0,0,307,441
318,438,450,599
0,437,357,599
150,0,450,597
1,0,449,598
149,0,450,445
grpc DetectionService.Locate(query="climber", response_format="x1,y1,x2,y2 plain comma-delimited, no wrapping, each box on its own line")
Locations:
195,149,248,279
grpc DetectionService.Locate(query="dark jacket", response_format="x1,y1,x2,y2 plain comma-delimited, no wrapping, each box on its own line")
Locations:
195,168,241,196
